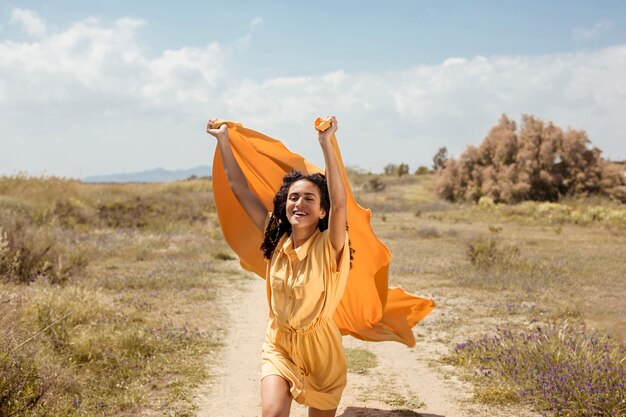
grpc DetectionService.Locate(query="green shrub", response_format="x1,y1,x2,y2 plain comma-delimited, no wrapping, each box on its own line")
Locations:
0,341,46,416
467,237,520,270
0,302,77,417
415,166,431,175
477,196,496,211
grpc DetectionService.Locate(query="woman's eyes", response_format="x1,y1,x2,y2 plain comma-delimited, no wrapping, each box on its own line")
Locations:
289,195,315,202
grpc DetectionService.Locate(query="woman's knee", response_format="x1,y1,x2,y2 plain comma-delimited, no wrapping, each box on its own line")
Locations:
261,375,291,417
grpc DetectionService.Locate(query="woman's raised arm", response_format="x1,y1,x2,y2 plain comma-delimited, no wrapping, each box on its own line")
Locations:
207,119,268,233
317,116,347,264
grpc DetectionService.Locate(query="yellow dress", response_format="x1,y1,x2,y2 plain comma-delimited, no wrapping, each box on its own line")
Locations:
262,228,351,409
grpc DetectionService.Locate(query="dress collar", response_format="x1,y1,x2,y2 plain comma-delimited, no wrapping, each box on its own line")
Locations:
280,228,321,262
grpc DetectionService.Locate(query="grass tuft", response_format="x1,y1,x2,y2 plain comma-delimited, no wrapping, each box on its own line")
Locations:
466,237,520,270
0,221,87,285
345,347,378,374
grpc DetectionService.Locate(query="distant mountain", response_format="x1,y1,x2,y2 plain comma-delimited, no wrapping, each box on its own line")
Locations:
82,165,211,183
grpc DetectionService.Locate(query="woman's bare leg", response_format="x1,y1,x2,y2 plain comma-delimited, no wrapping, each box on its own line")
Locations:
308,407,337,417
261,375,292,417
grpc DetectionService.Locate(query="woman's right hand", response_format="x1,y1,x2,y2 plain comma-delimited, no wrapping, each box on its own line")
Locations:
206,119,228,140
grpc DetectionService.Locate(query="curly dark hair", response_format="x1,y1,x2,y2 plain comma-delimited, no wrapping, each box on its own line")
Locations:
260,170,353,266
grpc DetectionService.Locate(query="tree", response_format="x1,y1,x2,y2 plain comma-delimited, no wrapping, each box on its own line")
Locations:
397,163,409,177
383,163,398,176
435,114,626,203
432,147,448,171
415,166,430,175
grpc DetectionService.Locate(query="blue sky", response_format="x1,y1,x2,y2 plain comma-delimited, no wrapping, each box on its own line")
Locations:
1,1,625,178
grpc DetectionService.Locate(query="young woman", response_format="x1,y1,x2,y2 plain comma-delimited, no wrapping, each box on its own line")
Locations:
207,116,350,417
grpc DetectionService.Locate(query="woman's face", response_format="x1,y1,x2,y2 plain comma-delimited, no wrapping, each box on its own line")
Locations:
285,179,326,229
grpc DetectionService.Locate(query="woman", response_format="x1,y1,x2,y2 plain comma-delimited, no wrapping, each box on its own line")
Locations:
207,116,350,417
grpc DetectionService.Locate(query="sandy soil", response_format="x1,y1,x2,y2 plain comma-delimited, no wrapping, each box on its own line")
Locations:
194,277,538,417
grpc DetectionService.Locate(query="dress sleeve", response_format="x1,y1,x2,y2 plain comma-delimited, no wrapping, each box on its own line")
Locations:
323,229,350,275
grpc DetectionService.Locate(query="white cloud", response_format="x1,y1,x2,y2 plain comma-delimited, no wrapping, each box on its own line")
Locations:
573,19,612,41
0,14,225,109
10,8,47,38
1,10,625,178
238,16,262,47
250,16,263,29
236,33,251,48
222,47,626,170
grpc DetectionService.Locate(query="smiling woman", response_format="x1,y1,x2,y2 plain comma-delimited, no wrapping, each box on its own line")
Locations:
206,116,434,417
208,117,351,416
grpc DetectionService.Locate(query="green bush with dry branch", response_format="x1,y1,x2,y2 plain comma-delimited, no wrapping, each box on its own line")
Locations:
466,237,520,270
453,236,569,294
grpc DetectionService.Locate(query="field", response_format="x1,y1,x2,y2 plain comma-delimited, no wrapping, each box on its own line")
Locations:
1,173,624,416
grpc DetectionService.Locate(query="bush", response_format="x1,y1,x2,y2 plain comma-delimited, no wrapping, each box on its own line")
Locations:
97,197,153,228
466,237,520,270
477,196,496,211
363,178,386,192
435,114,626,203
0,342,47,416
52,199,93,228
0,222,86,285
432,147,448,171
0,302,77,417
448,322,626,416
415,166,431,175
397,163,409,177
496,201,626,226
5,286,216,415
383,163,398,176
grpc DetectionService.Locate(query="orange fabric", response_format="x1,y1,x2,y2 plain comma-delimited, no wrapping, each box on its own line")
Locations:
211,119,435,347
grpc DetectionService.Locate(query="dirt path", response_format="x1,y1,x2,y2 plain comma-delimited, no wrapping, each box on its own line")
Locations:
195,277,532,417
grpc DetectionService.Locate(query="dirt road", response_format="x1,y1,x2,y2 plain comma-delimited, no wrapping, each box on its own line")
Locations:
193,276,525,417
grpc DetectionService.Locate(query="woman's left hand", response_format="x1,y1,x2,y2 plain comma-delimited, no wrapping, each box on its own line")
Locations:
318,116,338,144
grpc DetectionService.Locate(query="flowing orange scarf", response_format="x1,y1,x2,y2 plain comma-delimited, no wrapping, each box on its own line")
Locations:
211,119,435,347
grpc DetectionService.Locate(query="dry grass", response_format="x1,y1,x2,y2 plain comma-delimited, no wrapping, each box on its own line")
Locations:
1,172,624,416
345,348,378,375
0,176,240,416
